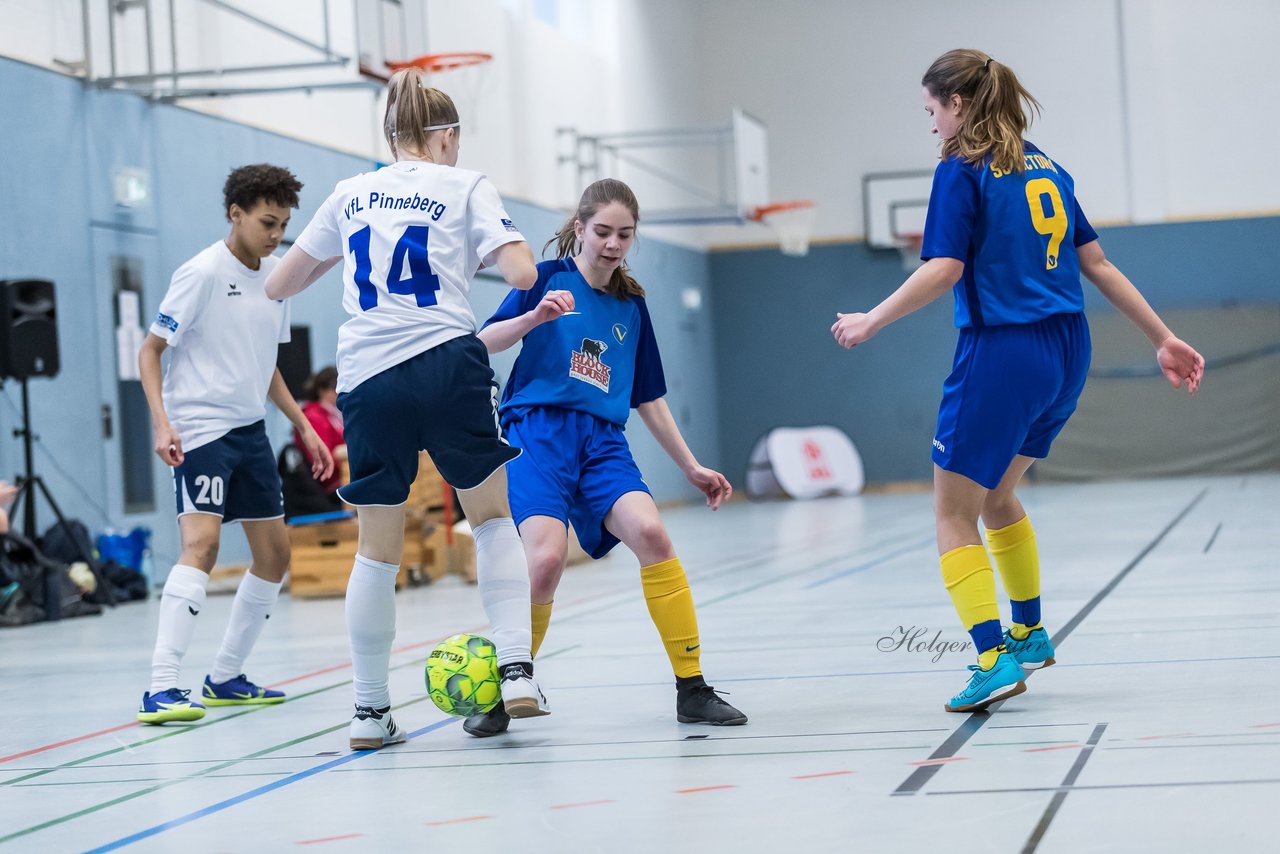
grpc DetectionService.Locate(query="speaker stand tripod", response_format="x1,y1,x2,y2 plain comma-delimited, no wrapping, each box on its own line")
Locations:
8,377,114,619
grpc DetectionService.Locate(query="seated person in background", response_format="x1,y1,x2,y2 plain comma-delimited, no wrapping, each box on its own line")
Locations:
295,366,346,494
0,480,15,535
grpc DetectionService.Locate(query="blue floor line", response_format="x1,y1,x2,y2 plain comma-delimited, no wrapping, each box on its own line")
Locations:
84,717,459,853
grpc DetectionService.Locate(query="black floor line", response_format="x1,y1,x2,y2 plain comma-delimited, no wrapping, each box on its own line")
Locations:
890,487,1207,797
1021,723,1108,853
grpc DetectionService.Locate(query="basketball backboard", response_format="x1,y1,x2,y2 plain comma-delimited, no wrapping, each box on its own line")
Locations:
559,108,770,225
862,169,933,249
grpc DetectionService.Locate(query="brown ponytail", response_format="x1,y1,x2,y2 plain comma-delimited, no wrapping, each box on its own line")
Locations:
382,68,460,160
922,49,1041,174
543,179,645,299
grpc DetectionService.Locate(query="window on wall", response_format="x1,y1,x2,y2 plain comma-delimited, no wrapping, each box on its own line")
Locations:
112,256,155,515
500,0,597,44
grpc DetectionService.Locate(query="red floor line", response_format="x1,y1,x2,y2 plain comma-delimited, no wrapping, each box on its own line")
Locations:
0,722,140,764
1249,723,1280,729
1024,744,1084,753
909,757,969,766
791,770,854,780
0,622,490,765
550,800,615,810
426,816,492,826
1136,732,1195,741
5,583,620,765
296,833,364,845
674,785,737,794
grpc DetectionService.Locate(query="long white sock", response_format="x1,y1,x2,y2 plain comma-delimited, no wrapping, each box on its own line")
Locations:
346,553,398,709
209,572,283,684
150,564,209,694
473,518,532,668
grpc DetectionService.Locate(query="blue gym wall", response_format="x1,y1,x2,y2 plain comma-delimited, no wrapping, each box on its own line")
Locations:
708,215,1280,487
0,57,722,572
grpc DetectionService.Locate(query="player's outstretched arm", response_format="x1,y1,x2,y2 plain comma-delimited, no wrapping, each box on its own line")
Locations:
138,333,184,467
637,398,732,511
1078,240,1205,394
267,369,335,480
832,257,963,349
490,241,538,290
265,246,339,301
477,289,575,353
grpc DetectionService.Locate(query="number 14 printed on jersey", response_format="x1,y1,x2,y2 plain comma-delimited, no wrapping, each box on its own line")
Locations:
348,224,441,310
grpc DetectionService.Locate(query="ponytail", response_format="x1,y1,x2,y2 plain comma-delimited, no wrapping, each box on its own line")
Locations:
383,68,460,160
922,49,1041,174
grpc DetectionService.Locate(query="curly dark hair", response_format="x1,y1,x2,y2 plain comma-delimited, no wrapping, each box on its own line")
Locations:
222,163,302,220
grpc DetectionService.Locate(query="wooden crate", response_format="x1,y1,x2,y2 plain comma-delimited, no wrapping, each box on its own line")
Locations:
407,451,448,515
409,519,476,584
287,516,413,597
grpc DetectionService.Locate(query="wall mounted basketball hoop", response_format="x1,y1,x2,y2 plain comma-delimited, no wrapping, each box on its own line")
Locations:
752,200,816,257
382,51,493,75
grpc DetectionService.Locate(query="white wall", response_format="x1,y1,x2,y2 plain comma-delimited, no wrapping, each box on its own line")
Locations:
686,0,1280,247
3,0,1277,248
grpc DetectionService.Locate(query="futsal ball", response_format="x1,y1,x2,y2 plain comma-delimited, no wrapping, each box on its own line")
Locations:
425,633,502,717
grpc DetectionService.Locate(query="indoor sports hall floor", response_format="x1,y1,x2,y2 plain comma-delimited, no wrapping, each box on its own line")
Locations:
2,473,1277,853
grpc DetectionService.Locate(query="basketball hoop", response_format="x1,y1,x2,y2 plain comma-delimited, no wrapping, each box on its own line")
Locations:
378,52,493,129
753,201,816,257
895,233,924,272
386,52,493,74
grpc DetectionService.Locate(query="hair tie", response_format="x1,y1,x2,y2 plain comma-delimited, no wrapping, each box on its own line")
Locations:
985,58,994,70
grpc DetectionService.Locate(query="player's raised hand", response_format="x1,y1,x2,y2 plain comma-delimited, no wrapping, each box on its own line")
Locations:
301,428,336,481
687,465,732,511
532,289,576,325
832,312,879,349
1157,335,1205,395
154,422,184,467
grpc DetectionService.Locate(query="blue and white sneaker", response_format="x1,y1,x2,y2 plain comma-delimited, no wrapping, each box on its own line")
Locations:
138,688,206,724
944,653,1026,713
202,674,286,706
1003,627,1056,669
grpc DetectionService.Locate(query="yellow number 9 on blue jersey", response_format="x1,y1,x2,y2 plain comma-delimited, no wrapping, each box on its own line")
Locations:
1024,178,1066,270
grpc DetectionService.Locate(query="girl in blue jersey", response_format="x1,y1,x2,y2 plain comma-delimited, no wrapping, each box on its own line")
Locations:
469,178,746,736
832,49,1204,712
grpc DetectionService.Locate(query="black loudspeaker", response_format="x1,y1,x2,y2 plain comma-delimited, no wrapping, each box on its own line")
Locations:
276,325,313,400
0,280,59,380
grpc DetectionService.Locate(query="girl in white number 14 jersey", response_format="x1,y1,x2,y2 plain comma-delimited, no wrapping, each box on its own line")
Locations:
266,70,548,750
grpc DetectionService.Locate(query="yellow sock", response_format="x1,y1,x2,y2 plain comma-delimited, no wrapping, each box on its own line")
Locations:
530,601,553,658
640,557,702,679
977,647,1004,670
1008,622,1042,641
940,545,1003,664
986,516,1042,639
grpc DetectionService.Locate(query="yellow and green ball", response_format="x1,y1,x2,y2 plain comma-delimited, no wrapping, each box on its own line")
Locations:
425,633,502,717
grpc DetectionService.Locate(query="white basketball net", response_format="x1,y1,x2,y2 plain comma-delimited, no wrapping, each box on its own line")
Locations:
758,202,816,257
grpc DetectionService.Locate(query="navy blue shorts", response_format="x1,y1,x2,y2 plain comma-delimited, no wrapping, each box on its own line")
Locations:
337,334,520,505
172,421,284,523
932,312,1091,489
505,407,650,560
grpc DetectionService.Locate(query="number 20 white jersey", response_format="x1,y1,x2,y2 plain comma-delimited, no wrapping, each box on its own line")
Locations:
293,160,526,393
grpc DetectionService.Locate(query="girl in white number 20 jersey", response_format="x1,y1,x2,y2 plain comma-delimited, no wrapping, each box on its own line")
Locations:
267,70,548,750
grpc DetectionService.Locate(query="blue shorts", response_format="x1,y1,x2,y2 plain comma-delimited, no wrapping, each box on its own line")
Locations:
505,407,650,560
337,334,520,505
932,312,1091,489
173,421,284,523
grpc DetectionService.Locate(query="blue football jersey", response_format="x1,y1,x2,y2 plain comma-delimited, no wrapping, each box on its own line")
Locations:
484,258,667,426
920,141,1098,328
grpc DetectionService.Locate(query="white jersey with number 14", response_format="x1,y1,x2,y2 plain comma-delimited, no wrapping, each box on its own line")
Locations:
294,160,526,393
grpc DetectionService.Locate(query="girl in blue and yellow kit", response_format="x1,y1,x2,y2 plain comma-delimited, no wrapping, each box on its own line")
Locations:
833,49,1205,712
471,178,747,736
